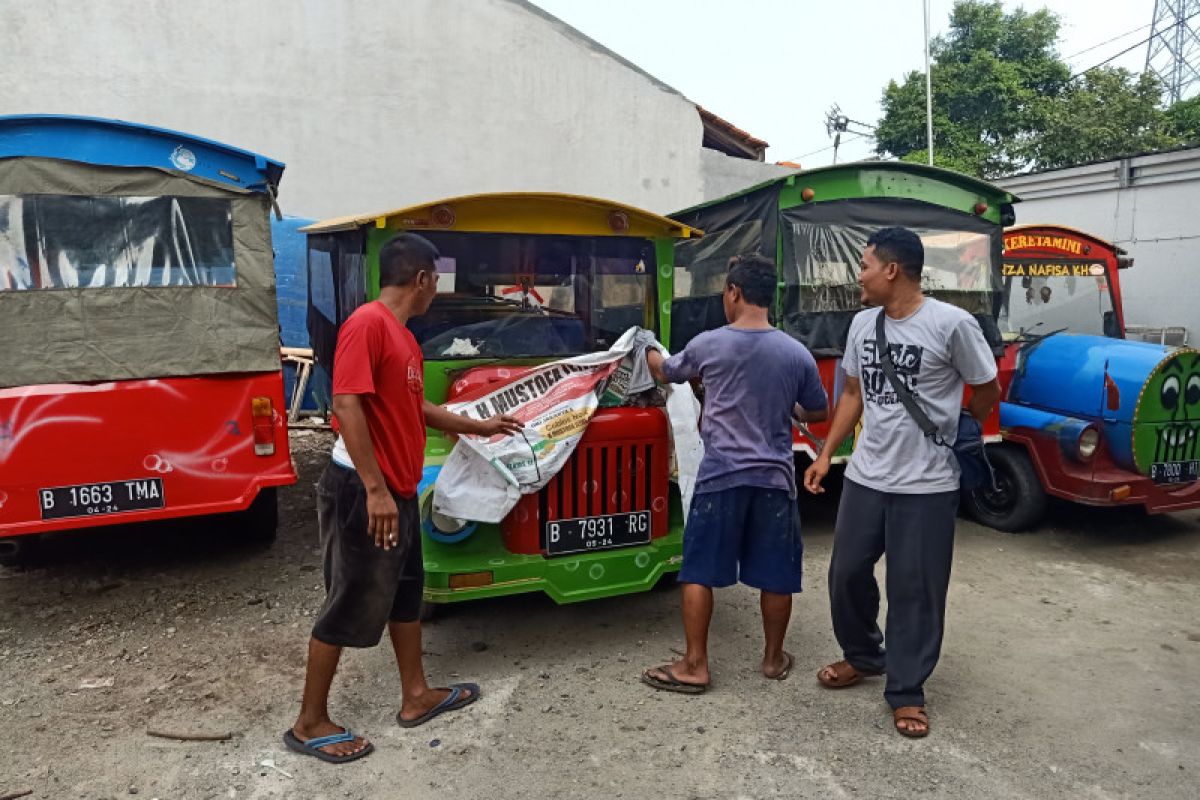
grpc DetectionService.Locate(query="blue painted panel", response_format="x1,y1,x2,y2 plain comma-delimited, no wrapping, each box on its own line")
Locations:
1007,333,1172,470
273,215,327,412
1009,334,1168,424
0,114,284,194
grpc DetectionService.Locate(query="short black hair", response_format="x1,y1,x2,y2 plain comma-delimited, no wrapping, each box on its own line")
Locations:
726,253,776,308
379,233,440,288
866,227,924,281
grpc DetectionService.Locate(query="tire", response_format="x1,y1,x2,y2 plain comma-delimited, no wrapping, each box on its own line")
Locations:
0,535,41,567
418,600,439,623
962,445,1047,532
236,487,279,544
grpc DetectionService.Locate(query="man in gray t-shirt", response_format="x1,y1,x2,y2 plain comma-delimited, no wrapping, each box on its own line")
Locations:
640,254,828,695
803,227,1000,739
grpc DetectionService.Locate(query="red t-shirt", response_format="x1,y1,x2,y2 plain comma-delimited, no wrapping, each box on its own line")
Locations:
333,301,426,497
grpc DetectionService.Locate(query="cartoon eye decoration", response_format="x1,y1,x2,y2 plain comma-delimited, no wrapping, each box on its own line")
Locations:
1187,374,1200,406
1161,375,1181,410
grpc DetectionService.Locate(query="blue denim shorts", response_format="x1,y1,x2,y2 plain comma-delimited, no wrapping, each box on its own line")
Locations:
678,485,803,594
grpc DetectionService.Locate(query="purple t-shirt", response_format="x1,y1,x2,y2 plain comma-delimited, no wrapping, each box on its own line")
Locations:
662,326,828,496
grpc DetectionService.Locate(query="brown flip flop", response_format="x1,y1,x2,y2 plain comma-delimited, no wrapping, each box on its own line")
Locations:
764,651,795,681
641,664,709,695
893,706,929,738
816,659,883,689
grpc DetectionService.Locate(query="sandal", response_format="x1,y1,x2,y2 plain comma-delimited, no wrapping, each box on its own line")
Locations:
397,683,480,728
641,664,709,694
816,659,883,689
893,706,930,738
764,651,795,681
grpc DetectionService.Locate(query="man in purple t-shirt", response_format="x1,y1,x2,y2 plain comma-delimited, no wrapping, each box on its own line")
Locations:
641,254,828,694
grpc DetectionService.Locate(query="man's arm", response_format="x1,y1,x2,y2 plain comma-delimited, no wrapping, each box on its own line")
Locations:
802,376,864,494
646,349,670,385
332,393,399,550
793,403,829,424
966,378,1002,424
423,399,523,437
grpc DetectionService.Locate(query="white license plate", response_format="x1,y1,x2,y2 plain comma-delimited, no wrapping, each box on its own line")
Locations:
39,478,165,520
545,511,651,556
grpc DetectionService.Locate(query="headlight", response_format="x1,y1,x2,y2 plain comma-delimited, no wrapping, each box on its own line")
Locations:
419,490,477,543
1078,427,1100,460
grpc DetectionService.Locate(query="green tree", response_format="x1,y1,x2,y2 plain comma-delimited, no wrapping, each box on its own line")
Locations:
1166,95,1200,142
1025,69,1178,170
875,0,1184,176
875,0,1068,176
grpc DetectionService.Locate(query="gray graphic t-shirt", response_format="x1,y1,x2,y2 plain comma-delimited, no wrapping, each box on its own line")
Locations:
842,299,997,494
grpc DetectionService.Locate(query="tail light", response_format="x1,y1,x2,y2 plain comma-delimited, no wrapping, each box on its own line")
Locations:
251,396,276,456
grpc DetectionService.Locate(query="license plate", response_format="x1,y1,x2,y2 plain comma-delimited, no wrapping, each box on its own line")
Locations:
39,478,165,521
545,511,651,556
1149,460,1200,484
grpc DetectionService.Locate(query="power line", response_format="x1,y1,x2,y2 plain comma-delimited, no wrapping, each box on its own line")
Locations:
783,133,867,164
1064,22,1154,61
1071,9,1200,80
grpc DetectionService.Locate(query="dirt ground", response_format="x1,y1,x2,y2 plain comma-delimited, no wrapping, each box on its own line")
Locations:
2,429,1199,800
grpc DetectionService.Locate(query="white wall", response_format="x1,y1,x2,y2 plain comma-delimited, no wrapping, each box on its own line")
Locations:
0,0,778,220
1001,149,1200,343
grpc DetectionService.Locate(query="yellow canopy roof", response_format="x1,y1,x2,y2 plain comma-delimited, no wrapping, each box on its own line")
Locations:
300,192,702,239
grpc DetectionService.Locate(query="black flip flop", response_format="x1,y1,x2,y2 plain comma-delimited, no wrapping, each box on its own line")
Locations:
765,651,795,681
282,728,374,764
397,682,481,728
641,665,709,695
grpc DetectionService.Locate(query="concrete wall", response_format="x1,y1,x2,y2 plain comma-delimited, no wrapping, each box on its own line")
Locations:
1001,148,1200,344
698,149,797,207
1,0,779,220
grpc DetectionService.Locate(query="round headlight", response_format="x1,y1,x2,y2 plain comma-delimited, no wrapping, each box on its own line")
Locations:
418,490,477,544
1078,427,1100,460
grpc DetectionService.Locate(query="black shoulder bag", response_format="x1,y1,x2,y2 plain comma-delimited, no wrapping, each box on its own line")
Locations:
874,309,996,492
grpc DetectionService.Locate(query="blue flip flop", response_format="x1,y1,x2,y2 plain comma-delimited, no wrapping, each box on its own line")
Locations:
282,728,374,764
396,682,481,728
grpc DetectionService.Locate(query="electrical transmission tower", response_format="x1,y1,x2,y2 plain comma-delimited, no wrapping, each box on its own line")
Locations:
1145,0,1200,103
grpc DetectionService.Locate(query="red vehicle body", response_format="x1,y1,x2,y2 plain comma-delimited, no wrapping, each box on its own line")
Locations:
0,115,294,557
960,224,1200,530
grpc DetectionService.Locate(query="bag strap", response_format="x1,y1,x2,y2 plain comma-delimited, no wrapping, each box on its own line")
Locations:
874,309,948,447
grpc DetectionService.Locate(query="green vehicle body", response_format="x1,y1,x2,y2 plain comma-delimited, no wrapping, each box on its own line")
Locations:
303,194,700,607
668,162,1020,461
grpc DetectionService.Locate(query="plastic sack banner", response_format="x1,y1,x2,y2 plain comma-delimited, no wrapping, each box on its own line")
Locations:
432,327,703,525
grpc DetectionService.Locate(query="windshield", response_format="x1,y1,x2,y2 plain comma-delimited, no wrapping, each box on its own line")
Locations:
998,259,1114,338
783,222,996,315
0,194,236,290
407,232,656,359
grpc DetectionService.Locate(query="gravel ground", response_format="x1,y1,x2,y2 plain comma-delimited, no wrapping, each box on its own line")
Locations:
2,429,1199,800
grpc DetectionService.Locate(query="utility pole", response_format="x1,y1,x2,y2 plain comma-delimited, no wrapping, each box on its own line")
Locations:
1145,0,1200,104
924,0,934,165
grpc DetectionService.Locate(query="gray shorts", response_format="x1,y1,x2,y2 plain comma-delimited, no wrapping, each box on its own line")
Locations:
311,462,424,648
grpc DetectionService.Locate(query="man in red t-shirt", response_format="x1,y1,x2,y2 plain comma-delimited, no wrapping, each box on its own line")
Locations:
286,233,520,763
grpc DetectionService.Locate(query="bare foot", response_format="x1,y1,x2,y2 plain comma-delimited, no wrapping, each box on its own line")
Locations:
291,719,370,758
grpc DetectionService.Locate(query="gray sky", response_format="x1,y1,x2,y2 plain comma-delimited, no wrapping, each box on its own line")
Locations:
531,0,1155,166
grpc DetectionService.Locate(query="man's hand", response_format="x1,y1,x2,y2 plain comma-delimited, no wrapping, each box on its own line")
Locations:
474,414,524,437
803,455,832,495
366,487,400,550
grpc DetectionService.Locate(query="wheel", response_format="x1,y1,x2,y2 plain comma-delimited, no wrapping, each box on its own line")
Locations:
653,570,680,591
0,535,42,567
962,445,1047,532
236,487,279,543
